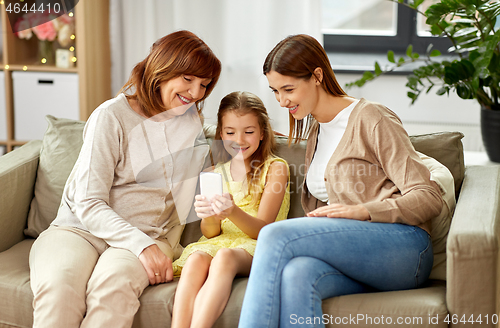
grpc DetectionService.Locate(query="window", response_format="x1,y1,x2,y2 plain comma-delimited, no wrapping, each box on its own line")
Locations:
322,0,452,54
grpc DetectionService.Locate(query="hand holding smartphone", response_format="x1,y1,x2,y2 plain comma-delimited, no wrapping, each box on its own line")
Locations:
199,172,223,202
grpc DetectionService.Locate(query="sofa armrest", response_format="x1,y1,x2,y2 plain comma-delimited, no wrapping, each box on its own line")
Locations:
446,165,500,326
0,140,42,252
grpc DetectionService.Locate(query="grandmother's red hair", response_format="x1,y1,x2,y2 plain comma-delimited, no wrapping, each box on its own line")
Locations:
122,30,221,117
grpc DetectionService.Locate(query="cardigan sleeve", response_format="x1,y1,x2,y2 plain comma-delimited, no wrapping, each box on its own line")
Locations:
362,115,443,227
69,109,155,257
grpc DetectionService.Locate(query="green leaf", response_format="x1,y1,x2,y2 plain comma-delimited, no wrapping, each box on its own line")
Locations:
457,83,472,99
406,45,413,58
407,91,418,101
461,59,476,77
430,49,441,57
436,87,447,96
426,16,441,25
362,71,374,80
452,27,478,38
450,18,476,24
387,51,395,63
471,77,480,91
374,61,382,75
429,24,443,36
426,44,433,54
444,65,460,84
413,0,425,8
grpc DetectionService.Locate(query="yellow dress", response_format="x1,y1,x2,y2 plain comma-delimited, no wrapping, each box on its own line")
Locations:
172,156,290,276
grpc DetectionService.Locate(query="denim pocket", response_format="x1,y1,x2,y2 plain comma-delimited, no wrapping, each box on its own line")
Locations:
414,233,433,287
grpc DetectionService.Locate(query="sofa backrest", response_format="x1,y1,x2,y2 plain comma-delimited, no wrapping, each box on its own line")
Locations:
24,116,465,281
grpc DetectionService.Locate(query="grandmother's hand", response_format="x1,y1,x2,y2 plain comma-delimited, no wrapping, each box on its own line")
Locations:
307,204,370,221
138,244,173,285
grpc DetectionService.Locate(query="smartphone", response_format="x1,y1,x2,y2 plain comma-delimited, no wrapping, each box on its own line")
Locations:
199,172,223,201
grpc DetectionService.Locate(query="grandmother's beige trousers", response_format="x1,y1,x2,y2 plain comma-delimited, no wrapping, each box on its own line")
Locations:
29,226,169,328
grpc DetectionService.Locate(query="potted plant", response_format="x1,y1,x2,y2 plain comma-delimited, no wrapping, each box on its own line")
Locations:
347,0,500,162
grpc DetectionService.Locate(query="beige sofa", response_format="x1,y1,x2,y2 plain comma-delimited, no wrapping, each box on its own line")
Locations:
0,115,499,328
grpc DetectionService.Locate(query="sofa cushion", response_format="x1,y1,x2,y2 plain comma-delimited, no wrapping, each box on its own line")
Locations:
409,131,465,195
418,152,456,281
274,136,307,218
24,116,85,238
0,238,243,328
322,280,447,328
0,239,35,328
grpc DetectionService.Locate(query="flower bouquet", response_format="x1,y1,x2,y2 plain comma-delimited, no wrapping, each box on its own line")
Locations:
14,12,75,64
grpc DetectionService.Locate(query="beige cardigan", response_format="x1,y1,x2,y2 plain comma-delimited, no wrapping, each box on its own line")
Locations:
301,98,443,234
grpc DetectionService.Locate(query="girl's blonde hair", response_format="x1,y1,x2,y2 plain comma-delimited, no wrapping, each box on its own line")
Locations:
121,30,221,118
214,91,276,206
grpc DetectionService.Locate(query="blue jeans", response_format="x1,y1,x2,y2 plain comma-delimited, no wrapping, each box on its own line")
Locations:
238,217,433,328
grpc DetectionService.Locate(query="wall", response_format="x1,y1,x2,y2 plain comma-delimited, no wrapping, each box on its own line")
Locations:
335,73,482,151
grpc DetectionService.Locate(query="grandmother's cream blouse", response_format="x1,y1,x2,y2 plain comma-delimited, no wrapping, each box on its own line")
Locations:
52,93,208,257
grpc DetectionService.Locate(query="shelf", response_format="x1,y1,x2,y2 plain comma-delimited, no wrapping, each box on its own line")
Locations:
0,0,111,153
5,64,77,73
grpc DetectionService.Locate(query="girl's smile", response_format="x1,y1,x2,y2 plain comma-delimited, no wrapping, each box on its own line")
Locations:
220,112,263,164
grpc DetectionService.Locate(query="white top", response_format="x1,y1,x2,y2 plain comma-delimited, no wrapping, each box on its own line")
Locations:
306,99,359,203
52,93,209,257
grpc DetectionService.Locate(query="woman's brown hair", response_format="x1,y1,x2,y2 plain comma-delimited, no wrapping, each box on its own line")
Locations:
214,91,277,206
121,30,221,117
263,34,348,144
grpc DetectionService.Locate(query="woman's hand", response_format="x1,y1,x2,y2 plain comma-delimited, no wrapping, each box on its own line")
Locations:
138,244,173,285
307,204,370,221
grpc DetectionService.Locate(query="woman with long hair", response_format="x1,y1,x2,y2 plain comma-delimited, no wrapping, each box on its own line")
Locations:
238,34,443,328
29,30,221,328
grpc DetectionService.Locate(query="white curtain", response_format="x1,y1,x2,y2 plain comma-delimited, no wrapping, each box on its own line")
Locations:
109,0,322,134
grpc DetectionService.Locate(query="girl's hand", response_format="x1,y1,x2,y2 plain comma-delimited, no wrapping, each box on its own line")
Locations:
211,193,236,219
307,204,370,221
194,194,217,219
194,194,227,221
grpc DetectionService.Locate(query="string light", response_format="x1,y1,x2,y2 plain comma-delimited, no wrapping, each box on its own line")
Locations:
69,46,75,52
72,57,77,63
41,58,47,64
69,12,74,17
4,65,9,70
22,66,28,71
70,35,76,40
0,1,4,5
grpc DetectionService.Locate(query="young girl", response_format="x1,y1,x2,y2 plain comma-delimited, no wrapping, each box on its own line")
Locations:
171,91,290,328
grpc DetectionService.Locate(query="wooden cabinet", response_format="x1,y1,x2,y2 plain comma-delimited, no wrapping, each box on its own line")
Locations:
0,0,111,153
